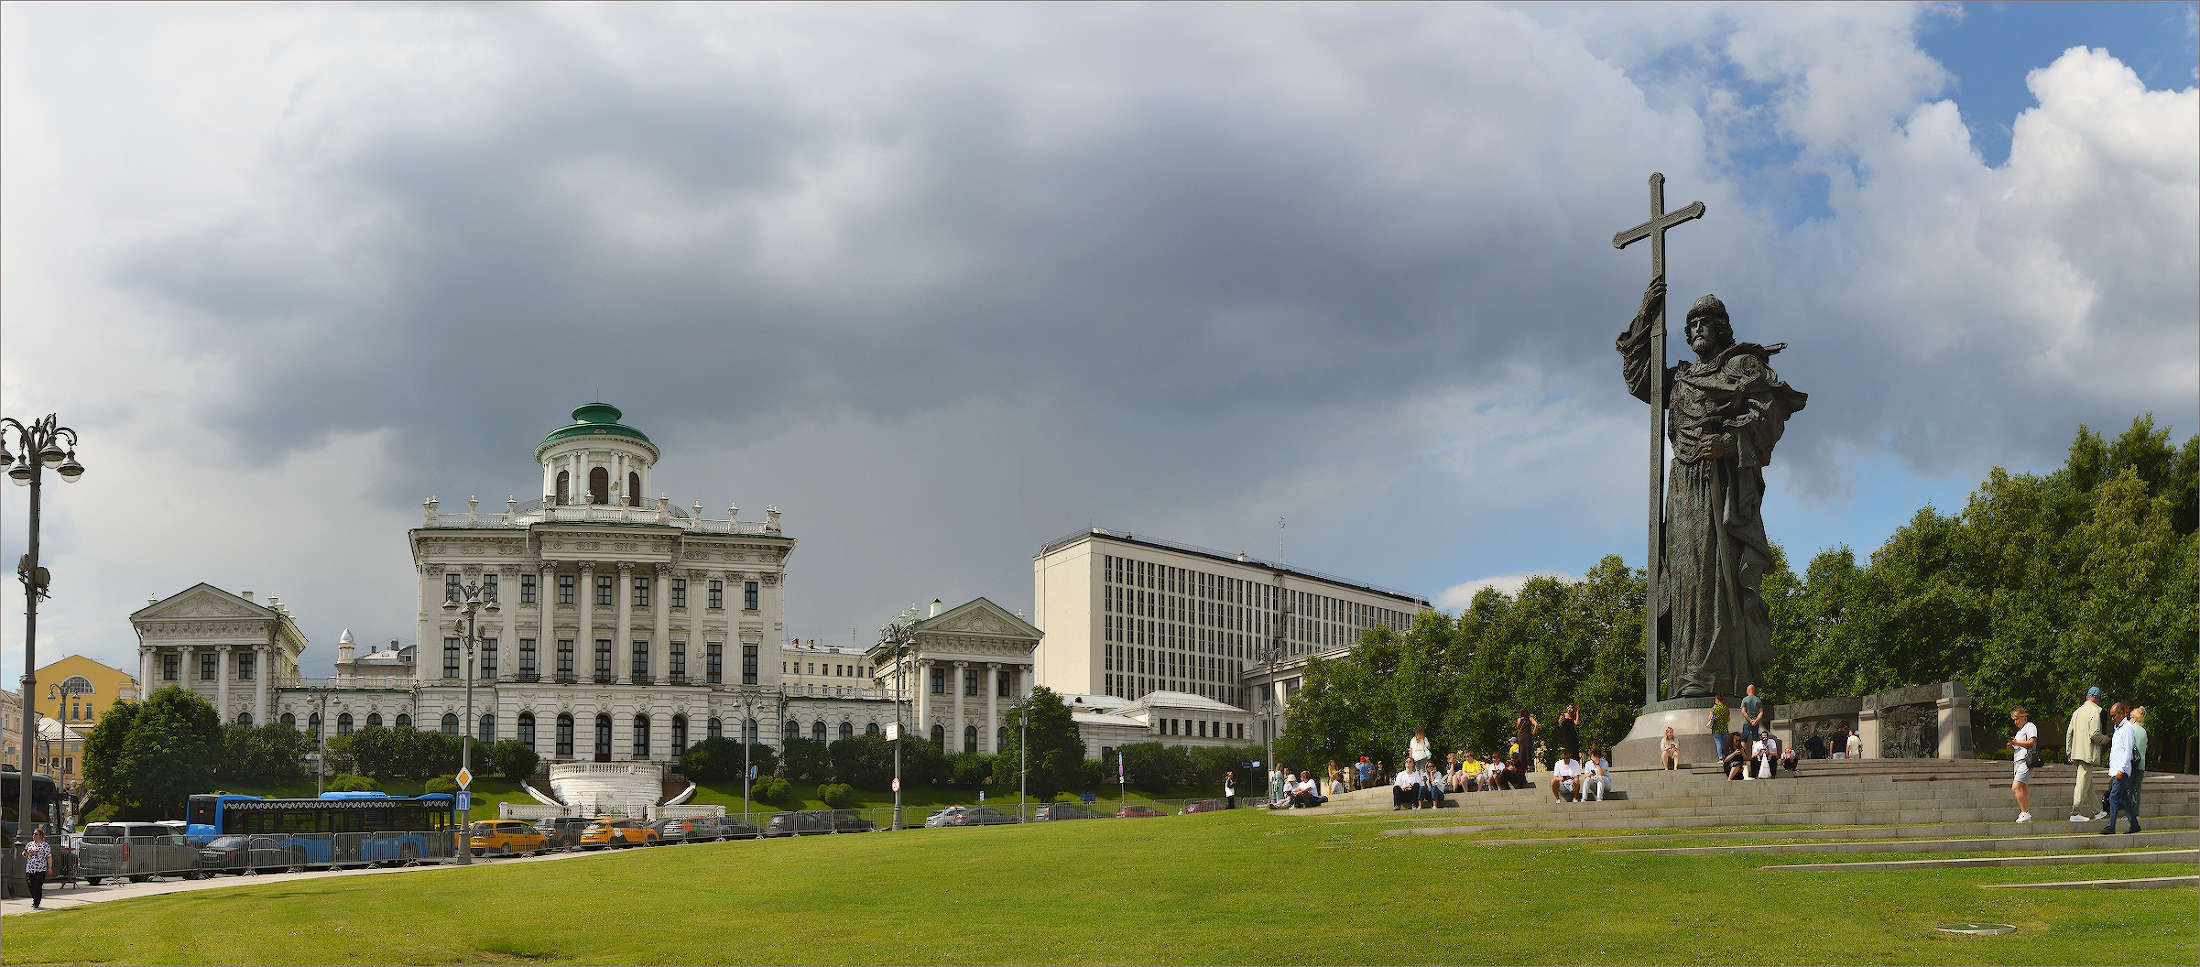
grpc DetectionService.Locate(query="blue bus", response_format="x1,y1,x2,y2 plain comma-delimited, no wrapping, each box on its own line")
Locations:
186,792,459,867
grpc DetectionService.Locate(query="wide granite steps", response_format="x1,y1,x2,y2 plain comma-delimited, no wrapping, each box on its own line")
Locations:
1602,828,2200,856
1386,814,2200,842
1761,849,2199,871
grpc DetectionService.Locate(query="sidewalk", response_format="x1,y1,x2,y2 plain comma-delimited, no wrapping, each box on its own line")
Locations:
2,846,609,917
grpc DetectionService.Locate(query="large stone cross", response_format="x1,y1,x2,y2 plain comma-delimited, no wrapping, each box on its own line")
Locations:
1611,172,1704,706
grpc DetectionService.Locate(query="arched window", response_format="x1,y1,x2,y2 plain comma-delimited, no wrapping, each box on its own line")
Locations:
556,470,570,506
707,717,723,740
785,719,801,741
633,715,652,758
518,712,536,748
557,714,575,758
367,712,383,729
964,725,977,755
395,713,411,730
671,715,688,755
337,712,354,736
589,467,610,504
281,712,296,728
479,714,496,743
812,720,827,742
627,471,642,507
237,712,253,726
865,722,880,737
594,714,612,761
838,721,854,740
930,724,944,747
308,712,323,739
440,713,459,735
744,718,759,745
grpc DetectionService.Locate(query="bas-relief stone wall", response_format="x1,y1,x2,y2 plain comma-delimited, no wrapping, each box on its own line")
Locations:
1768,680,1971,760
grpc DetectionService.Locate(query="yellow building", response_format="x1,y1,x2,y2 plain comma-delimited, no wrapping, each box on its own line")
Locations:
33,654,139,733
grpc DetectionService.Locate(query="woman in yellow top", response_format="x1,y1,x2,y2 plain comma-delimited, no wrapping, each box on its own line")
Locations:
1460,752,1482,791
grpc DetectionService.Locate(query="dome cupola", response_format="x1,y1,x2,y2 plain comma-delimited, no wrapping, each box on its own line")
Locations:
536,403,662,507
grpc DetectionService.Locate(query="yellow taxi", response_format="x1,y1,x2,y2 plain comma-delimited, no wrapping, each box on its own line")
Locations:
469,820,550,857
579,817,658,849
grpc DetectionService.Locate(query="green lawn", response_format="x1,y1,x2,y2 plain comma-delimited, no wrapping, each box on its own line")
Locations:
7,810,2195,965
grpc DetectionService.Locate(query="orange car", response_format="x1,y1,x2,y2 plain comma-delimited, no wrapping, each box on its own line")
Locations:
470,820,550,856
579,817,658,849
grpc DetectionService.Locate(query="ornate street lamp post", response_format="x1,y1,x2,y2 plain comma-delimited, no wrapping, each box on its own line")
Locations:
878,606,918,831
443,580,498,865
3,413,85,840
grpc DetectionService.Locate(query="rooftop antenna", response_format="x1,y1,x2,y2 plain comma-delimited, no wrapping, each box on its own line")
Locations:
1278,516,1286,567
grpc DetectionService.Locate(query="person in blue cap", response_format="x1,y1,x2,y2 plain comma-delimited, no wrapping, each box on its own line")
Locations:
2065,686,2108,823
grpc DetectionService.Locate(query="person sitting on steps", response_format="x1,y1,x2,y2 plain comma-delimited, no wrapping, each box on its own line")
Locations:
1392,765,1418,810
1721,733,1748,780
1660,726,1682,770
1550,751,1582,803
1580,747,1613,802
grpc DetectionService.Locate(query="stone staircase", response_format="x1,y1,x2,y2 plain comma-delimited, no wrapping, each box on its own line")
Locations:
1316,758,2200,888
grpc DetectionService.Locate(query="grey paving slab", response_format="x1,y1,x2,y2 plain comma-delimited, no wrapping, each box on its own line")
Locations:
1761,849,2198,871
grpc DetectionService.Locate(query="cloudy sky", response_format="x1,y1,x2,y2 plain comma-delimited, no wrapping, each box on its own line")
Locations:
4,2,2195,685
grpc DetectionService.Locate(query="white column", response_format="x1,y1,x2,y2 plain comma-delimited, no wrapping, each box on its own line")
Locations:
500,567,519,681
986,663,1000,753
139,646,156,697
576,562,596,679
915,659,931,737
951,660,967,754
686,569,705,682
255,645,271,724
651,564,671,684
615,563,636,684
538,562,556,680
417,566,438,684
178,645,194,698
216,646,232,721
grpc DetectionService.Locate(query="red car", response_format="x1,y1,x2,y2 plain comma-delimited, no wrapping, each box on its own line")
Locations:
1179,799,1220,815
1116,804,1164,818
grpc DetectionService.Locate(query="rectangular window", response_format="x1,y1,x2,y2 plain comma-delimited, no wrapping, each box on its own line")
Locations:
482,573,499,602
707,642,724,684
199,653,217,681
964,670,978,696
632,641,649,679
632,578,649,608
444,639,461,679
558,574,575,604
741,644,757,685
164,654,179,681
671,579,686,609
998,672,1012,697
743,581,759,611
595,576,614,606
557,639,575,676
670,642,686,680
445,573,462,603
708,580,724,610
930,668,945,694
481,638,497,677
594,640,613,678
520,574,537,604
520,638,538,676
237,653,255,681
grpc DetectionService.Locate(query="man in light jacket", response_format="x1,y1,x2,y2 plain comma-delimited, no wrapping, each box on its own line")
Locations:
2066,687,2108,823
2102,703,2140,835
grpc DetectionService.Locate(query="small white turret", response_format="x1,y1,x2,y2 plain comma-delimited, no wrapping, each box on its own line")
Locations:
337,628,356,665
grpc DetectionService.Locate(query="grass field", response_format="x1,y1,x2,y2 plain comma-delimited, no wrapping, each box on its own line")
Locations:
6,809,2195,965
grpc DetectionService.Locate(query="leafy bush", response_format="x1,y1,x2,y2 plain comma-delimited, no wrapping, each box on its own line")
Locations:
423,777,458,795
326,774,377,792
681,738,778,782
941,753,994,789
827,734,896,790
781,738,831,783
750,776,791,805
487,740,540,783
818,783,858,808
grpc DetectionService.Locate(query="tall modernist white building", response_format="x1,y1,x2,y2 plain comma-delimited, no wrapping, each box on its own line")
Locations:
1032,528,1432,744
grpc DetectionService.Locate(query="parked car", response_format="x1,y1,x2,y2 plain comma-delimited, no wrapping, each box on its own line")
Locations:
579,818,657,849
937,806,1020,827
79,821,204,883
649,817,719,843
470,820,549,857
1180,799,1220,815
921,806,964,828
717,820,762,840
763,809,878,837
533,816,590,850
1032,803,1103,822
1115,804,1165,818
196,834,299,875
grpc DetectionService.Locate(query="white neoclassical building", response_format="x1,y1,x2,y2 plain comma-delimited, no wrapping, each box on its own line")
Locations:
130,403,1052,766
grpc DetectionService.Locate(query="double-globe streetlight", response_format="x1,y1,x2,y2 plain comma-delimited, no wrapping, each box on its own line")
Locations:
3,413,86,843
442,579,498,865
878,606,920,831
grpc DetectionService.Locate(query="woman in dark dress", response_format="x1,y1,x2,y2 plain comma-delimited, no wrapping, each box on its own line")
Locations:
1513,708,1539,773
1555,702,1581,760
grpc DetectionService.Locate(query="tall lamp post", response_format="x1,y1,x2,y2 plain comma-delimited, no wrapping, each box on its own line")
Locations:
302,685,335,795
878,607,918,831
1261,590,1292,804
3,413,85,840
442,579,498,866
737,689,757,828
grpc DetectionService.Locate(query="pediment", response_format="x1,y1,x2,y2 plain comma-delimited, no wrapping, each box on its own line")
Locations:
131,583,274,623
918,598,1042,641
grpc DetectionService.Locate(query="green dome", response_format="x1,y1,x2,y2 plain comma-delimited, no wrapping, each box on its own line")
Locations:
537,402,657,459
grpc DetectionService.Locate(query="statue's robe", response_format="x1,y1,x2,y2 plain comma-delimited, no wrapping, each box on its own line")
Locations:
1619,315,1808,698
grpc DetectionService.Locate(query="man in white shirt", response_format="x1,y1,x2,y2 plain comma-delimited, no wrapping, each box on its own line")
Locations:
1754,734,1780,779
1549,753,1582,803
2007,706,2038,822
1580,750,1612,802
2102,704,2141,835
1392,767,1418,810
1845,731,1862,759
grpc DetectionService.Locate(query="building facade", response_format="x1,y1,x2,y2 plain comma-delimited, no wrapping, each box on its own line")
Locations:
866,598,1042,756
131,585,309,726
31,655,139,731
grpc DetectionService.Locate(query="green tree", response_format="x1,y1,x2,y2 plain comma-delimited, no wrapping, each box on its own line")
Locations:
780,737,830,782
115,685,222,818
487,740,540,783
79,698,139,818
989,687,1083,800
827,734,896,789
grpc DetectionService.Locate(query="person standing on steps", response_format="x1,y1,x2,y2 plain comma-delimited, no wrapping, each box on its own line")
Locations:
2066,686,2108,823
2127,706,2149,815
1708,694,1731,759
1740,685,1766,746
1554,703,1581,763
2103,702,2141,835
1408,728,1432,769
2008,706,2038,822
1513,708,1538,774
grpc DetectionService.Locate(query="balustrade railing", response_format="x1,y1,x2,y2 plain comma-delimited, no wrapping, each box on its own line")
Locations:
420,502,780,536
